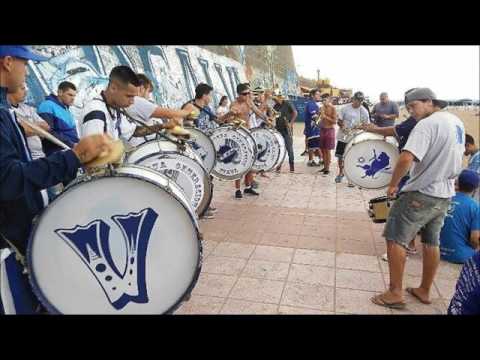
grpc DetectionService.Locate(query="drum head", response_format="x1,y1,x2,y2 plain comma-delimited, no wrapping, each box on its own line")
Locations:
272,130,286,170
210,126,257,181
185,127,217,174
28,166,201,314
251,128,281,172
344,133,399,189
128,150,212,217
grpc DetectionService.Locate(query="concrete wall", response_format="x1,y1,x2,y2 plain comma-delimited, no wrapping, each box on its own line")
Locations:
26,45,299,122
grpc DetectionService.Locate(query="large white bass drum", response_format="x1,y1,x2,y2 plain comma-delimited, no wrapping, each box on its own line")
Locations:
184,127,217,174
209,125,257,181
27,165,202,314
125,139,212,217
250,127,284,172
343,131,399,189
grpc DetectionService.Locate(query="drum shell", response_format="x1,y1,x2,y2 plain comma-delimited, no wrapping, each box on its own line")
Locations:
368,196,394,223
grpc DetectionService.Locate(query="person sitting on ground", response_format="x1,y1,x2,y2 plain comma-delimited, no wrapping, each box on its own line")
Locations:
439,169,480,264
448,250,480,315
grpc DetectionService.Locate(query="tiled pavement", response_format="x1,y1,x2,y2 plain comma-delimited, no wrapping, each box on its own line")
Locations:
174,126,462,315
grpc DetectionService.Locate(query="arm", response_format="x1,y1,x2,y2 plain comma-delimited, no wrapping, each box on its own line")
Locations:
387,150,414,197
248,100,268,121
470,230,480,250
132,123,165,137
151,107,192,120
361,123,396,136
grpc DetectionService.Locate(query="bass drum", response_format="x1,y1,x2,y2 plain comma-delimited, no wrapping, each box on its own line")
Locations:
209,125,257,181
27,165,202,314
125,139,212,217
250,127,282,173
343,131,399,189
184,127,217,174
272,130,286,170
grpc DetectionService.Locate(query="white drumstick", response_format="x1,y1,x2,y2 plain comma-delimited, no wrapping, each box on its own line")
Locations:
18,117,71,150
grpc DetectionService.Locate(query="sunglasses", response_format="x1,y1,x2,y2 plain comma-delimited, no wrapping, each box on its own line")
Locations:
240,92,251,96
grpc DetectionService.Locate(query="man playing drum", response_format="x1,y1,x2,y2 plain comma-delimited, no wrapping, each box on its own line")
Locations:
229,83,270,199
335,91,370,186
0,46,113,314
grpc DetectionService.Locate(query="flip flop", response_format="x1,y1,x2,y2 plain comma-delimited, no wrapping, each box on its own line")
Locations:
371,294,406,310
406,287,432,305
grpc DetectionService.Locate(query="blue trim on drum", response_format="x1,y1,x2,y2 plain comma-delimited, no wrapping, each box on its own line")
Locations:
26,168,203,314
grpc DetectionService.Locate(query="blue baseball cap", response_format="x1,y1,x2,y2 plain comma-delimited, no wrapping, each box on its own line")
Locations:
0,46,49,62
458,169,480,189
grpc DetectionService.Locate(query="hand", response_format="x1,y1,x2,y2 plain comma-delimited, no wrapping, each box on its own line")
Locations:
387,185,398,198
73,134,113,165
19,121,36,137
360,123,375,131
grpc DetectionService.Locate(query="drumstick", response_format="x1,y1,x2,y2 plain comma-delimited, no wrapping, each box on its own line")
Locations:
18,117,71,150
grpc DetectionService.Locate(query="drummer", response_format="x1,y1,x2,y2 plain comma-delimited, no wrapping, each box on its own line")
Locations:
335,91,370,186
80,66,168,144
181,83,237,132
0,46,113,314
229,83,271,199
125,73,197,146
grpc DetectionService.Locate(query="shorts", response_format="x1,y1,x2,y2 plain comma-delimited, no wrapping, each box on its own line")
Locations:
383,191,451,248
319,128,336,150
307,137,320,150
335,140,347,159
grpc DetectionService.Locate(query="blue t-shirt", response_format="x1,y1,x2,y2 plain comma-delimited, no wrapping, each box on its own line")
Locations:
440,192,480,264
468,150,480,174
304,100,320,138
394,116,417,151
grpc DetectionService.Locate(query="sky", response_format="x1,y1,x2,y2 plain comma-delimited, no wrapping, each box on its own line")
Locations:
292,46,479,102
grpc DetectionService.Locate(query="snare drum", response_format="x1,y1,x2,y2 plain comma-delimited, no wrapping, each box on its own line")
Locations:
250,127,283,173
125,139,213,217
368,196,394,223
209,125,257,181
28,165,202,314
344,132,399,189
184,127,217,174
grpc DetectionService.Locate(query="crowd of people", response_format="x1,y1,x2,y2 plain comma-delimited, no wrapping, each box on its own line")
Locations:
0,45,479,314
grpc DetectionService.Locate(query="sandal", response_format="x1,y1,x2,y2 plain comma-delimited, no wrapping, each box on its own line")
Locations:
406,287,431,305
371,294,406,310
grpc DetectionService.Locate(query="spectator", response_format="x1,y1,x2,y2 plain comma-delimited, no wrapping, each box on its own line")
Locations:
216,96,229,117
273,93,297,173
440,170,480,264
304,89,323,167
464,133,479,201
318,93,337,175
372,92,399,127
37,81,79,155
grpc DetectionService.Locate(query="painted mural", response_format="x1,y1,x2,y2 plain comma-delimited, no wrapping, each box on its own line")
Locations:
26,45,299,123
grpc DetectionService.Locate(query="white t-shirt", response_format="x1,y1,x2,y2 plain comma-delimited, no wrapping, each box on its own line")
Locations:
402,110,465,198
216,105,229,117
125,96,161,146
11,103,46,160
80,96,136,143
338,104,370,142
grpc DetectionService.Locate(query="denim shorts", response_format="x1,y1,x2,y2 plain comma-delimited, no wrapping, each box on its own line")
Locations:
383,191,451,248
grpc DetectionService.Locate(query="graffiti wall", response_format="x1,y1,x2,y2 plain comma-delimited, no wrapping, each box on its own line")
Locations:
26,45,299,123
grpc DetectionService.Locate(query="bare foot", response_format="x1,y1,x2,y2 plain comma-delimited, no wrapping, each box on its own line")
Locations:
406,287,431,304
371,290,406,309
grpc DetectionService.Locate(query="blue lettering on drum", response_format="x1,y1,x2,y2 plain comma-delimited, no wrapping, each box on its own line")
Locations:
55,208,158,310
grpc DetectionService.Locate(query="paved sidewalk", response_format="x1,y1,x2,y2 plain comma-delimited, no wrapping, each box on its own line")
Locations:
175,126,462,315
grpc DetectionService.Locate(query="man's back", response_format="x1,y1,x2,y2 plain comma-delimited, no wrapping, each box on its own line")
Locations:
440,192,480,263
402,110,465,198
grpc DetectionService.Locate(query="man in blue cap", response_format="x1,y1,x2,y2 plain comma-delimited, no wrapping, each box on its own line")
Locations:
0,46,111,314
439,169,480,264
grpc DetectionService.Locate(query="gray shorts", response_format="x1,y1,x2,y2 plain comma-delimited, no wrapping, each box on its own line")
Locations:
383,191,451,248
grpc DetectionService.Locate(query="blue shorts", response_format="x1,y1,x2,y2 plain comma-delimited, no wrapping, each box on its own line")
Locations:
307,137,320,150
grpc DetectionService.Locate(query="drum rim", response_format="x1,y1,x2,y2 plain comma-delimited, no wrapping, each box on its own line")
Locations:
26,167,203,315
185,127,217,174
250,127,282,173
131,152,213,217
210,125,258,181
